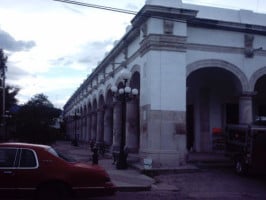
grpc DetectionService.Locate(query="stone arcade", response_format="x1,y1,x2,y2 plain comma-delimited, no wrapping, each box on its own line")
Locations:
63,0,266,167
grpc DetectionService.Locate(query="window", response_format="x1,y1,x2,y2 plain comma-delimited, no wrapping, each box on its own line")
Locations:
19,149,37,168
47,147,76,162
0,148,17,168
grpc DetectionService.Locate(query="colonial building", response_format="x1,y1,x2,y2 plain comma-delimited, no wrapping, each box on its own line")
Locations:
63,0,266,167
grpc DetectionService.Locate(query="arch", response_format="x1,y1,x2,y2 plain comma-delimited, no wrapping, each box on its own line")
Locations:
250,66,266,91
92,98,97,110
104,83,114,105
127,70,141,153
98,94,105,107
131,64,141,76
187,65,245,152
187,59,249,91
83,104,86,115
87,102,92,112
106,89,113,105
130,71,140,90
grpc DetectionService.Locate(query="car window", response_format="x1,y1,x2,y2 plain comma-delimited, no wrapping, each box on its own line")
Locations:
0,148,18,168
19,149,38,168
47,147,76,162
47,147,59,157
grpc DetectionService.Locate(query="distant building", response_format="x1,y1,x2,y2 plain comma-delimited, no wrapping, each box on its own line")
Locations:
63,0,266,167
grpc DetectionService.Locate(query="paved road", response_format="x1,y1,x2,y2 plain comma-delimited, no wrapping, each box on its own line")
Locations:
156,168,266,200
87,168,266,200
6,168,266,200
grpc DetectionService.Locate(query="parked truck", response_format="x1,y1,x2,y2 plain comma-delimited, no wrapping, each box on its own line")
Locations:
225,123,266,175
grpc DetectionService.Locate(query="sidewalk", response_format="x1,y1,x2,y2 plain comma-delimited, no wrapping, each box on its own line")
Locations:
52,141,155,192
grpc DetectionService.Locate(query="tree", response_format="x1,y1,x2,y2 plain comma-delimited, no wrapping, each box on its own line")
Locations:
1,85,20,112
0,49,8,141
15,94,62,144
0,49,7,78
0,49,19,112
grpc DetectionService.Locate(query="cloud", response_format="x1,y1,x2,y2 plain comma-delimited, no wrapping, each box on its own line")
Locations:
51,39,114,70
78,40,114,63
0,0,145,109
7,64,30,82
0,28,36,52
126,3,141,11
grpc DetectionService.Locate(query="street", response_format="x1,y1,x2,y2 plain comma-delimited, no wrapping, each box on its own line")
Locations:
88,168,266,200
5,167,266,200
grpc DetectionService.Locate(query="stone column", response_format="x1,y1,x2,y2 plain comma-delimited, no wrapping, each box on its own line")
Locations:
112,101,122,152
126,99,139,153
70,120,74,140
96,108,104,145
91,111,97,141
86,114,91,142
77,117,81,142
80,116,84,142
239,92,254,124
104,106,113,146
83,115,87,142
69,118,74,140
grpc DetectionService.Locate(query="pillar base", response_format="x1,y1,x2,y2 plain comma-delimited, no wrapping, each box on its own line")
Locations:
140,149,187,168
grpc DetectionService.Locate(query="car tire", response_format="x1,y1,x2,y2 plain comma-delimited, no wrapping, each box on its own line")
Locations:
235,157,247,175
37,182,71,200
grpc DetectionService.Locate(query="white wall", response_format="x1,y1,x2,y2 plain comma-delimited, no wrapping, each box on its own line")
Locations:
144,51,186,111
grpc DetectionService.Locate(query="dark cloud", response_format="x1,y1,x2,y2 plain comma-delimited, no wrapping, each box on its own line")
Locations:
0,29,36,52
6,63,30,82
51,39,114,68
78,40,114,63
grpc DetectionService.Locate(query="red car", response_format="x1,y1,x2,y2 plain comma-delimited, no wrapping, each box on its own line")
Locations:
0,142,116,199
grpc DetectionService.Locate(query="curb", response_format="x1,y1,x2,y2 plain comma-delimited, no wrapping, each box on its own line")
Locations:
116,185,152,192
130,163,201,177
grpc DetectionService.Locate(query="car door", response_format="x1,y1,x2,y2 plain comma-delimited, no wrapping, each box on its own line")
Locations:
15,148,41,193
0,147,18,193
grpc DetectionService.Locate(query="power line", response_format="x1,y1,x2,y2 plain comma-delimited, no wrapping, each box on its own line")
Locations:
53,0,137,15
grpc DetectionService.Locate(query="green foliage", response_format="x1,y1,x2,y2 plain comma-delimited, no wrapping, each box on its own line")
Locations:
0,49,7,77
0,85,20,114
15,94,62,144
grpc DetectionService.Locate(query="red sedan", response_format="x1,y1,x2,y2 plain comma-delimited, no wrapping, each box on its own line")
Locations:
0,142,116,199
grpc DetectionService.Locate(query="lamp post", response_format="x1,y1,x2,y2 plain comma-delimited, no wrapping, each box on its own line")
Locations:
111,68,138,169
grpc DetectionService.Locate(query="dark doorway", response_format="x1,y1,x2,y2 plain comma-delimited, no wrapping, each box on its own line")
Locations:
187,104,194,151
225,103,239,124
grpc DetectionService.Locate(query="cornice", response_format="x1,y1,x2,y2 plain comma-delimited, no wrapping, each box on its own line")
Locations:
131,5,198,27
189,18,266,35
138,34,266,57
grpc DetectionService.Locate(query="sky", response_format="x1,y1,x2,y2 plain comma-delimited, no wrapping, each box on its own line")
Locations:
0,0,265,109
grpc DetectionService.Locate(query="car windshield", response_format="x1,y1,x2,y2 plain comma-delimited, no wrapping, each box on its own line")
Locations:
47,147,77,163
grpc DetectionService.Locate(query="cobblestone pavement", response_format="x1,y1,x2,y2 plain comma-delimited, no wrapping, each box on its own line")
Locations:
52,141,266,200
153,168,266,200
86,168,266,200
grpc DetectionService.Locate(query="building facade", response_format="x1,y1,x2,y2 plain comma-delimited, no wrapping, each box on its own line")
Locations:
63,0,266,167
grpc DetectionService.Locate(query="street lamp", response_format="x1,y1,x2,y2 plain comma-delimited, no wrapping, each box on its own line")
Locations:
111,68,138,169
